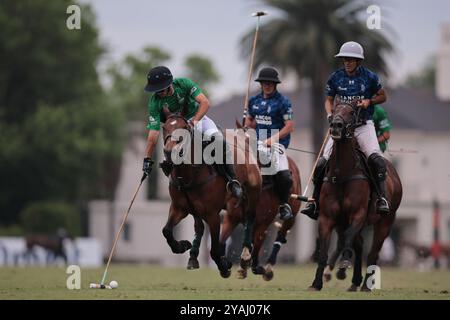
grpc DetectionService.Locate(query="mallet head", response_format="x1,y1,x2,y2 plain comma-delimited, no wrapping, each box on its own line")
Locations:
251,11,268,17
89,283,112,289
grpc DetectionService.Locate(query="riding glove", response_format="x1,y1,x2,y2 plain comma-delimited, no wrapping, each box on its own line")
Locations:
143,157,154,176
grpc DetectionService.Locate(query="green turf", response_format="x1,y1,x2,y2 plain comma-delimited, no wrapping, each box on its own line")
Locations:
0,264,449,299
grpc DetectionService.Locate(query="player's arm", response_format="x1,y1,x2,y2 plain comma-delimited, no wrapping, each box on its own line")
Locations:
371,88,387,105
266,120,294,146
192,93,210,125
143,99,162,174
378,130,390,143
325,96,334,119
244,115,256,129
265,100,294,146
145,130,160,158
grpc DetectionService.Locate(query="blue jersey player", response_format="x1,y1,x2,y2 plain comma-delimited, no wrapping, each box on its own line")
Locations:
244,67,295,221
301,41,390,220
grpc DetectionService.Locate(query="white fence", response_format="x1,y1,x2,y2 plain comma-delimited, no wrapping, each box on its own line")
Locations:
0,237,102,267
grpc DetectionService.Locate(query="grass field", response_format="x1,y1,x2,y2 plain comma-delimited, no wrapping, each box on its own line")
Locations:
1,264,449,300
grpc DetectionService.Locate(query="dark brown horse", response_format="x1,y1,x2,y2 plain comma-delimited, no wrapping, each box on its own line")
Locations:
310,102,402,291
219,123,302,280
159,113,261,278
24,229,71,265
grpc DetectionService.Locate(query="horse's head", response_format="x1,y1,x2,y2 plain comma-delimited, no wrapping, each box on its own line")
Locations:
329,101,359,141
161,109,192,164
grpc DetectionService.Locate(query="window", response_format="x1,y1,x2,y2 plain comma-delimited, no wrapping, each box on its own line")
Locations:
122,223,131,242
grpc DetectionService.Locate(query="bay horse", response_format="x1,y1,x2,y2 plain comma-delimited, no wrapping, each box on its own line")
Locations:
233,156,301,281
219,123,302,281
159,112,261,278
24,229,71,265
310,102,402,291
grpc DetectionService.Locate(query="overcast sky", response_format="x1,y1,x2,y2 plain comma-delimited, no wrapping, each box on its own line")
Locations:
82,0,450,102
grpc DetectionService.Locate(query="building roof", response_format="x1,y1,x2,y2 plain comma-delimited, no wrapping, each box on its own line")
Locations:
209,87,450,132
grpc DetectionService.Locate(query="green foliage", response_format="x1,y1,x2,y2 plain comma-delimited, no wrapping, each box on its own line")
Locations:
184,54,220,96
404,56,436,89
0,224,24,236
0,0,102,123
0,0,124,227
107,46,171,121
21,201,81,236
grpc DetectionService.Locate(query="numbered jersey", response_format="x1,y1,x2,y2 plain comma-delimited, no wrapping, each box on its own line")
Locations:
248,91,293,148
325,66,382,121
147,78,202,131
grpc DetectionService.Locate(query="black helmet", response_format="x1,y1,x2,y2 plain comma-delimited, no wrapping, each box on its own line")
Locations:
255,67,281,83
144,66,173,92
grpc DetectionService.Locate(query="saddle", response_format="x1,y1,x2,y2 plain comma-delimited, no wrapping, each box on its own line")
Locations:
323,148,378,198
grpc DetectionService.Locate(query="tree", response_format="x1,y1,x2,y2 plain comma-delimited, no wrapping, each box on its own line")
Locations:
240,0,393,152
404,56,436,89
106,47,171,121
184,54,220,96
0,0,102,123
0,0,123,229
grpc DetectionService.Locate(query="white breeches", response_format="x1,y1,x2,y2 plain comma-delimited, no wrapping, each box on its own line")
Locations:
323,120,381,160
258,142,289,175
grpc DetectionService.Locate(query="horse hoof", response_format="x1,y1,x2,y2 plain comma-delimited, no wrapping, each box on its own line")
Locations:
308,286,321,292
187,257,199,270
323,273,332,282
347,284,358,292
263,270,274,281
360,286,372,292
251,266,265,275
219,257,232,278
236,267,247,279
220,269,231,278
336,268,347,280
240,258,252,270
172,240,192,254
263,264,274,281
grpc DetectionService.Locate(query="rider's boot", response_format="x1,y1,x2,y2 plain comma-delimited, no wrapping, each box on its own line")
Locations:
368,153,390,215
301,157,327,220
275,170,294,221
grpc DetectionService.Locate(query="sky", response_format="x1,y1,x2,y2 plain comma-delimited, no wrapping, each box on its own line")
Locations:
82,0,450,102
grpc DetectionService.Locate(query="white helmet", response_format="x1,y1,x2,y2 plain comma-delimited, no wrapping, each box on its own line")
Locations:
334,41,365,60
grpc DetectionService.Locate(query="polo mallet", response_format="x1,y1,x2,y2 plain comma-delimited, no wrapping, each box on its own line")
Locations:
242,11,268,126
90,173,147,289
291,130,330,202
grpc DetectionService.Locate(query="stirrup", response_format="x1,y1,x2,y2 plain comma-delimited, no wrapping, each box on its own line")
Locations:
301,201,319,220
376,197,390,215
279,203,294,221
227,180,242,198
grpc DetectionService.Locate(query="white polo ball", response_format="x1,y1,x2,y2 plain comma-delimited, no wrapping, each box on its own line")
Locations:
109,280,118,289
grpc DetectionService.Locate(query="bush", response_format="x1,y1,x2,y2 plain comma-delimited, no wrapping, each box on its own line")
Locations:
0,224,24,236
21,202,81,236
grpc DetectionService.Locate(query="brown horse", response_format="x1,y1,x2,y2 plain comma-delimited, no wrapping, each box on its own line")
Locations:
310,102,402,291
24,229,71,265
159,113,261,278
219,123,302,280
234,156,301,280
